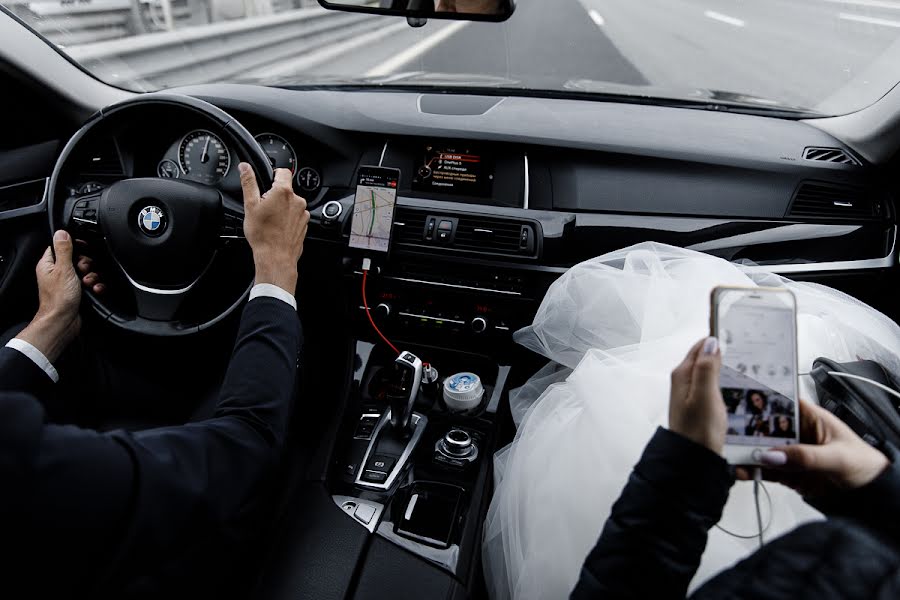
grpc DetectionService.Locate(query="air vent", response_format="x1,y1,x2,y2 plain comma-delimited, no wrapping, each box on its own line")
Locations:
79,140,124,176
394,207,538,257
802,147,860,166
454,215,534,255
394,209,429,246
789,182,880,220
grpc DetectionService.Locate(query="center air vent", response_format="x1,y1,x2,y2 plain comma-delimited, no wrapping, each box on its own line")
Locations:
789,181,881,220
394,207,539,258
802,147,860,166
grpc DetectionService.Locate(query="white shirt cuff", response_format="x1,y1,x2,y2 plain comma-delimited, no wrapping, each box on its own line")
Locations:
249,283,297,310
5,338,59,383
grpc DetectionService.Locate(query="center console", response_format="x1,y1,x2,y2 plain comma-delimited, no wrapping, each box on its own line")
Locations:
327,341,509,591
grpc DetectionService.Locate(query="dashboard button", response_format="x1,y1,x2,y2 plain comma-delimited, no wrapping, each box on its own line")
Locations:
471,317,488,334
361,469,388,484
322,200,343,220
367,454,396,473
354,503,377,525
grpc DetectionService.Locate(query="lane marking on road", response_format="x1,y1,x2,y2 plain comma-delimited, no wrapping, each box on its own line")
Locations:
253,20,409,79
703,10,746,27
588,9,605,26
825,0,900,10
839,12,900,26
365,20,471,77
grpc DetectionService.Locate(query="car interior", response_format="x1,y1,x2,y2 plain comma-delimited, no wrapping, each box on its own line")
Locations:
1,0,900,597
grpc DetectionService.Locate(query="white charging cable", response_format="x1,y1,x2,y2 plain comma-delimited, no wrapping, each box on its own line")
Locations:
715,470,771,546
753,467,764,548
825,371,900,406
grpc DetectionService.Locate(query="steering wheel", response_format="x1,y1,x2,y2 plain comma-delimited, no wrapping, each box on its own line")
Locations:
47,94,274,336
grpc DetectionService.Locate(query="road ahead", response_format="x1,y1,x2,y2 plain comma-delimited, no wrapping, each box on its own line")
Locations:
258,0,900,114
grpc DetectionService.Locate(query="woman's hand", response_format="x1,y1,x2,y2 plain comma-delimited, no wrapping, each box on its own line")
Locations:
669,337,727,454
740,399,890,495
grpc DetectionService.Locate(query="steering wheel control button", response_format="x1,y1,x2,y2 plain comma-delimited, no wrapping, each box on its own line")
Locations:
138,205,167,237
221,213,245,239
72,195,101,229
322,200,343,222
442,372,485,412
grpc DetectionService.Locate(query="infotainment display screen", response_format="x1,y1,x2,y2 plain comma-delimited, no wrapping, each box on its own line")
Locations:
411,145,494,197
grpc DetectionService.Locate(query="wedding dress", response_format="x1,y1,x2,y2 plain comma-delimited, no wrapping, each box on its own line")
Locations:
483,242,900,600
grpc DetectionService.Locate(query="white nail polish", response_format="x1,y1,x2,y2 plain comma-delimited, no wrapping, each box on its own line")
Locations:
702,337,719,355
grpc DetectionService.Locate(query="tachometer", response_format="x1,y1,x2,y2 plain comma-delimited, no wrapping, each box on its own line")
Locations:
178,130,230,184
255,133,297,172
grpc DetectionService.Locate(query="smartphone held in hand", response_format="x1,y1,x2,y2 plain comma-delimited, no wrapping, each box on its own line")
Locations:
711,286,801,465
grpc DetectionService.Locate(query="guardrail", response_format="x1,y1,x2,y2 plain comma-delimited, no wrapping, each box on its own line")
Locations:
64,5,383,88
4,0,329,46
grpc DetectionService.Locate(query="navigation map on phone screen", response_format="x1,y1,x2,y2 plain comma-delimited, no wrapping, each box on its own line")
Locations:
716,290,799,447
349,167,399,253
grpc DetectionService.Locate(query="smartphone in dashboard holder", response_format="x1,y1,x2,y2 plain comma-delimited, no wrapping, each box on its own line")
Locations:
711,286,801,465
349,166,401,262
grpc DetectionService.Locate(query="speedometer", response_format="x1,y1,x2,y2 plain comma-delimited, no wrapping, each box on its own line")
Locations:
178,130,230,184
255,133,297,172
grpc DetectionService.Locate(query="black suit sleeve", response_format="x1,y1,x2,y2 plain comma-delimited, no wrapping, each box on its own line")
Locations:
4,297,301,592
0,345,55,398
571,428,734,600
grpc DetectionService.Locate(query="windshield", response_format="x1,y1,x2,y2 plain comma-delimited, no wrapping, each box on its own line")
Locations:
5,0,900,116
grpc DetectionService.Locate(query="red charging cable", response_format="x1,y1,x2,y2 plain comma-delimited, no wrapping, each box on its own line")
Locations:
362,269,400,356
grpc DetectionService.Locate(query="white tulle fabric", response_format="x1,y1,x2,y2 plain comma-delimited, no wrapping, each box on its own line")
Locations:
483,242,900,600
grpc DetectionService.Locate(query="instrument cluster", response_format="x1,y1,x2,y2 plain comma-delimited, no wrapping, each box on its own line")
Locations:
156,129,322,196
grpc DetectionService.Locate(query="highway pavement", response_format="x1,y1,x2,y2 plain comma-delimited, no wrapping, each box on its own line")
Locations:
291,0,900,114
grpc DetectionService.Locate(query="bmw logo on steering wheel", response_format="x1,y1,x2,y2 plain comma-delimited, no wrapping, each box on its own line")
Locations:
138,205,167,236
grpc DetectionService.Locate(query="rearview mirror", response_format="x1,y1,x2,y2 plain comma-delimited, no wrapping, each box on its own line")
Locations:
317,0,516,22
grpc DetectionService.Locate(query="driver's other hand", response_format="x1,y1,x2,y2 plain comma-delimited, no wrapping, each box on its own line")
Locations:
16,230,83,362
75,246,105,295
36,230,82,323
239,163,309,295
669,337,727,454
737,399,890,496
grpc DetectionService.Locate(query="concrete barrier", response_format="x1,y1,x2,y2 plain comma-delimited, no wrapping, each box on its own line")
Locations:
64,5,384,88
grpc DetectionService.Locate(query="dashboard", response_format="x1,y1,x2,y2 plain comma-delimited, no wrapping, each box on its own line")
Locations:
58,84,899,342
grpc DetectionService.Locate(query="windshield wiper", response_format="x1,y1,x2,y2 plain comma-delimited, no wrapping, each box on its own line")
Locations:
563,79,823,118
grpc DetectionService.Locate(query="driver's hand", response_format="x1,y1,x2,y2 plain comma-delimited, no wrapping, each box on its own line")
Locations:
75,243,105,295
239,163,309,295
16,230,82,362
668,337,727,454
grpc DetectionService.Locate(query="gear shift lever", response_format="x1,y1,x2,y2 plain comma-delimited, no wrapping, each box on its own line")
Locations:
387,351,424,432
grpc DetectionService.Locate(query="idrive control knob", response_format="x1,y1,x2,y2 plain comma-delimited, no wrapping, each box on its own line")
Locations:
436,428,478,462
443,429,472,455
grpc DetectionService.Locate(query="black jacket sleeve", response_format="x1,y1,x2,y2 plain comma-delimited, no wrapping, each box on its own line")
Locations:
571,427,734,600
2,297,301,593
805,440,900,542
0,344,55,398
